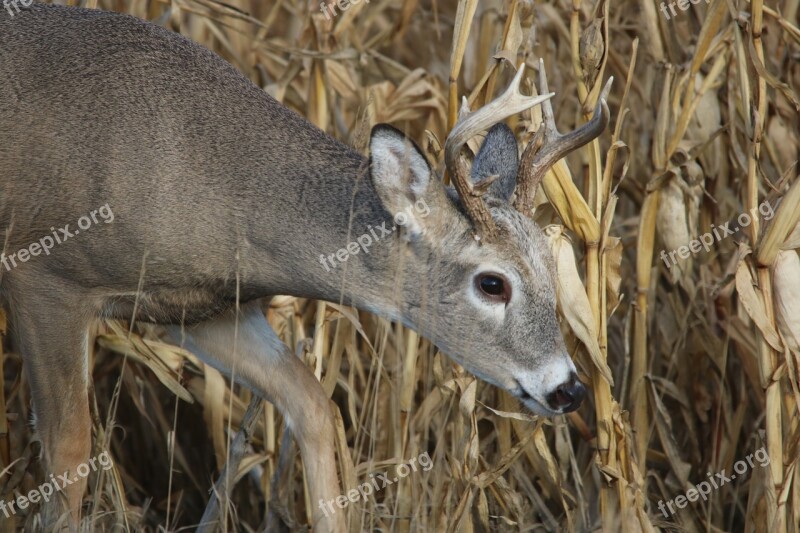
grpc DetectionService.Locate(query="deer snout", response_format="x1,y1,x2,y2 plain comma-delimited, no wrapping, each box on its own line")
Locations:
546,373,586,413
512,357,585,416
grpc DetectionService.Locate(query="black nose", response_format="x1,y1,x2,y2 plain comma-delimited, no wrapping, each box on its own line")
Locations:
546,373,586,412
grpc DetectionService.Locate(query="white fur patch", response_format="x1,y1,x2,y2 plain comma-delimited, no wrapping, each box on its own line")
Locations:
514,356,576,413
370,130,430,197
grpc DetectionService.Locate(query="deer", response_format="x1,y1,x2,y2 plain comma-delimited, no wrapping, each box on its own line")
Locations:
0,3,611,531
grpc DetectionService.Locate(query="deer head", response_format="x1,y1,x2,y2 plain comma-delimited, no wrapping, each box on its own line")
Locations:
368,61,611,415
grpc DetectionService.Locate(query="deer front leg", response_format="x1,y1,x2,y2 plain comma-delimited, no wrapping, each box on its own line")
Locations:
165,301,345,532
5,275,94,530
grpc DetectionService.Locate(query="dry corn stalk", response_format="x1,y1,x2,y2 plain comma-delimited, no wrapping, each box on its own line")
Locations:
546,225,613,385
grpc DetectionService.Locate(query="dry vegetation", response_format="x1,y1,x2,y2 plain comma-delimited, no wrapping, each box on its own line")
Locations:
1,0,799,531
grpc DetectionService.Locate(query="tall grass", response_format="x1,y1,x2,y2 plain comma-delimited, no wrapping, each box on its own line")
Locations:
1,0,798,531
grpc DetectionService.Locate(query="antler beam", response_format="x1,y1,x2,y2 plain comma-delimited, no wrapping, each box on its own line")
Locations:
513,59,613,214
444,64,553,241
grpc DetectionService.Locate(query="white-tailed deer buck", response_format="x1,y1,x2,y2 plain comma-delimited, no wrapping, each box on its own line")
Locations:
0,4,610,531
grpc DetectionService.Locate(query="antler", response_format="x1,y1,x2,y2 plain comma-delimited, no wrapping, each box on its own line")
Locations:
513,59,613,214
444,64,553,241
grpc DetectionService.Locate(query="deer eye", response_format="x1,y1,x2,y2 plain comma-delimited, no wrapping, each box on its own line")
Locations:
476,273,511,304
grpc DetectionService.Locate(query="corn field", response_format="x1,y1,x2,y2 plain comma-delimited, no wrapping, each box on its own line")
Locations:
1,0,799,531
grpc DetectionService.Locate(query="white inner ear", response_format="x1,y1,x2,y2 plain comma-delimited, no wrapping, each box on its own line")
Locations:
371,131,434,242
371,133,430,197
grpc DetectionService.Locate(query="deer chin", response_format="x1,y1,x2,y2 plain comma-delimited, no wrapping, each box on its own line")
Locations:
505,380,563,416
447,360,574,417
516,394,562,417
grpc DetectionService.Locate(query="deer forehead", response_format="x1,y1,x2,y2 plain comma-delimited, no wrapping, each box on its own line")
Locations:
491,209,556,281
448,224,555,300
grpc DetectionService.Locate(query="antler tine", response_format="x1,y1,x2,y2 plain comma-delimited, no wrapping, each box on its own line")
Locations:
444,63,554,241
514,59,613,214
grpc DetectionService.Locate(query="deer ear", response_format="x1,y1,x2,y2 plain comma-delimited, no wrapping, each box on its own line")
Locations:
369,125,434,238
471,123,519,203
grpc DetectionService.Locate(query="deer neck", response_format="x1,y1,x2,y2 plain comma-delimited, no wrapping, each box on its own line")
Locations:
242,145,410,322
